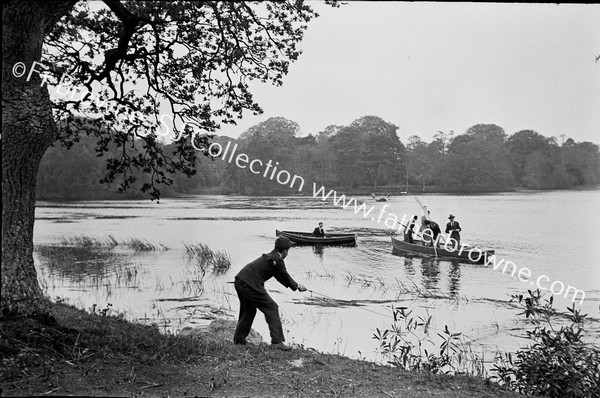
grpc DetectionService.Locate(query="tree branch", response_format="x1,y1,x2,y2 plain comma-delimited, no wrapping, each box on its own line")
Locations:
97,0,144,81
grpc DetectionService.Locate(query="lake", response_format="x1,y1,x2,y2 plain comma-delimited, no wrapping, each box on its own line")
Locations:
33,190,600,372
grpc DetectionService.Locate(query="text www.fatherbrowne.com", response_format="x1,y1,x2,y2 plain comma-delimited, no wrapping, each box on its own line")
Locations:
206,140,588,304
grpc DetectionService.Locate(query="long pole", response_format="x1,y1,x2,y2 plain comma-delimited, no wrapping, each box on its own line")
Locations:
414,196,438,256
405,155,408,193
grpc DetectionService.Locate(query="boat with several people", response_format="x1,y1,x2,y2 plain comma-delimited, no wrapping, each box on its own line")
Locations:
276,230,358,246
391,236,494,264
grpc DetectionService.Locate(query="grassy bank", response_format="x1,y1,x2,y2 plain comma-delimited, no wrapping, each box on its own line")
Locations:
0,302,521,398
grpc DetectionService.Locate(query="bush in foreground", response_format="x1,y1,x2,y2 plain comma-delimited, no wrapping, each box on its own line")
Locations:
493,290,600,398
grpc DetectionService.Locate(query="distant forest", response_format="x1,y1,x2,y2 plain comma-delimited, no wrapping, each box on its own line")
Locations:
36,115,600,200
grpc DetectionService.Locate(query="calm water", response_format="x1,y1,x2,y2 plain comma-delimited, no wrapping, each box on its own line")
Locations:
33,191,600,369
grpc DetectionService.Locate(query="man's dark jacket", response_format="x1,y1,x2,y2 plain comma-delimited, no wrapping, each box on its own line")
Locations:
445,221,461,235
445,220,461,242
235,251,300,294
430,221,441,235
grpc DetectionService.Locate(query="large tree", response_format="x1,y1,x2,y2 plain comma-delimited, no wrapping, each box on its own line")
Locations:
443,124,514,191
330,116,405,189
226,116,300,194
349,115,405,191
2,0,336,318
506,130,550,185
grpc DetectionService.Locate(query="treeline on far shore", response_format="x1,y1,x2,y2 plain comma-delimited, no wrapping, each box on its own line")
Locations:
36,116,600,200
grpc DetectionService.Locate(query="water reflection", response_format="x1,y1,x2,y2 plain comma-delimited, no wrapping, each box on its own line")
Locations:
35,245,135,285
448,261,461,297
312,245,325,256
420,257,440,290
402,256,416,277
392,250,464,296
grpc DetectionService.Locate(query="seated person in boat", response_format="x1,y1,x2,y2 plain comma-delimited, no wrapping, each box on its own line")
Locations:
445,214,461,248
404,215,418,243
422,219,441,247
312,222,325,237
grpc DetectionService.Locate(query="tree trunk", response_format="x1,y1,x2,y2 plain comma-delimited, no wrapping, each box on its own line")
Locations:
2,1,75,318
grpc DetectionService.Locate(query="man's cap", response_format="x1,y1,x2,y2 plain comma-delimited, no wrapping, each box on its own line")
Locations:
274,237,293,251
448,214,455,219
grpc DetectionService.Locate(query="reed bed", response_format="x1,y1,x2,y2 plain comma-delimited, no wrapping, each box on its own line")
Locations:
56,235,169,251
36,244,145,288
35,235,152,290
59,235,119,248
183,242,232,275
122,238,171,251
303,268,336,280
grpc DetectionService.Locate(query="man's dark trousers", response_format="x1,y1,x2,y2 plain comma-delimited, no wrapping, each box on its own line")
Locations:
233,278,285,344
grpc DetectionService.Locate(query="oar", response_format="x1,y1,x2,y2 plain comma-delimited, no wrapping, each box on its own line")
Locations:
414,197,429,220
416,199,474,252
414,196,445,255
414,197,449,243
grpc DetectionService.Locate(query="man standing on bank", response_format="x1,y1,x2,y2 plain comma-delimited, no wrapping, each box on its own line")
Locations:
233,237,307,350
445,214,462,248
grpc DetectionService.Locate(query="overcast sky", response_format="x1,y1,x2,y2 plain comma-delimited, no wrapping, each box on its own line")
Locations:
218,2,600,144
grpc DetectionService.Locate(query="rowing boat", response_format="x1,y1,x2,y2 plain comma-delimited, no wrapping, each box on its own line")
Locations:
391,236,494,264
276,230,357,246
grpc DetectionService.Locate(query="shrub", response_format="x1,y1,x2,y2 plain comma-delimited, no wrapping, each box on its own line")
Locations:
493,290,600,398
372,306,482,375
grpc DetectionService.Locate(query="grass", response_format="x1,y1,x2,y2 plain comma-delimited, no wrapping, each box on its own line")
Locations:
0,300,523,398
184,242,232,274
35,244,145,292
56,235,169,251
122,238,171,251
34,235,225,294
58,235,119,248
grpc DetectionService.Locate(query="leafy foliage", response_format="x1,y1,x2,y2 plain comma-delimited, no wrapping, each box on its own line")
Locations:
372,306,478,375
37,1,336,199
37,116,600,198
493,290,600,398
441,124,515,191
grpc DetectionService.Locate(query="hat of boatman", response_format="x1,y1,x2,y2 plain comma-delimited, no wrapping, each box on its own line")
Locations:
448,214,455,219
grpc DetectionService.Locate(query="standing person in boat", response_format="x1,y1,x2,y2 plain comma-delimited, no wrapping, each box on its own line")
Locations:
423,219,442,247
312,222,325,237
445,214,462,248
419,208,431,233
404,215,419,243
233,237,307,351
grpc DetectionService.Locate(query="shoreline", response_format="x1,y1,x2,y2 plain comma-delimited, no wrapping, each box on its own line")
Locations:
0,301,522,398
35,186,600,202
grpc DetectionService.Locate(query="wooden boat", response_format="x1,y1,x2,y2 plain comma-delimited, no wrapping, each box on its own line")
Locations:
371,193,390,202
276,230,357,246
391,236,494,264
